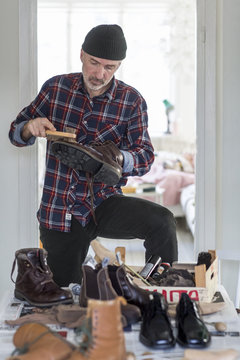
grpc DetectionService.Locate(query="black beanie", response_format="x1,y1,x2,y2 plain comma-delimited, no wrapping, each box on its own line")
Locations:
82,24,127,61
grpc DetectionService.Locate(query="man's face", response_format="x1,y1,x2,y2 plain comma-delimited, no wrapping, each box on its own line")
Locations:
80,50,121,94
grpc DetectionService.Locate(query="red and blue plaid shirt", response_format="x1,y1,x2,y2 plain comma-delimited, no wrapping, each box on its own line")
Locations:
9,73,154,231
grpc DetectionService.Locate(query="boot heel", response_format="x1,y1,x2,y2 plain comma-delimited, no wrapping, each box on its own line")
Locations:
94,163,120,185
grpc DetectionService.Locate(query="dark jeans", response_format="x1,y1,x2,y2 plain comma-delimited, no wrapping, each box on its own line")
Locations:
40,195,178,286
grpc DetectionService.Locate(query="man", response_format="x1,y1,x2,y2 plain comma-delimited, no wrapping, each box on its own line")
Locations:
9,24,178,286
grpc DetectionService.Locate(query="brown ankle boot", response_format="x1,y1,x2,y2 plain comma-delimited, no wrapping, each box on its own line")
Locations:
69,298,127,360
11,248,73,307
7,322,75,360
51,140,123,185
79,265,141,326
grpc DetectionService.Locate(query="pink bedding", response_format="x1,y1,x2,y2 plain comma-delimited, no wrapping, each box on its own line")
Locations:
126,161,195,206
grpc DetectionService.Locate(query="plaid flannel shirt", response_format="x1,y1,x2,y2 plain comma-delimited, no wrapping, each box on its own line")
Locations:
9,73,154,231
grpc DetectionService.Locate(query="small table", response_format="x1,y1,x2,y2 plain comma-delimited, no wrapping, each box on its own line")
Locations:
122,184,165,205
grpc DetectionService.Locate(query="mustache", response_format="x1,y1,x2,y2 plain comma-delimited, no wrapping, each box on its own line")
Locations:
89,76,104,85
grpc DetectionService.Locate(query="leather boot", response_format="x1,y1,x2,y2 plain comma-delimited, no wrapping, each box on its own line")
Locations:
79,265,141,326
69,298,126,360
108,264,152,314
11,248,73,307
51,140,123,186
7,322,75,360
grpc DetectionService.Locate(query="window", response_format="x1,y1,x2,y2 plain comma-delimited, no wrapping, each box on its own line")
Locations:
37,0,195,137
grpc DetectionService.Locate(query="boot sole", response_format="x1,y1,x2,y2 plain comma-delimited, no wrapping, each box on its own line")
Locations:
51,141,121,185
14,290,73,308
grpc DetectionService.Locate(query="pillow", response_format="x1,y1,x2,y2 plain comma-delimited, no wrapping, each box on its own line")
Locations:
156,151,194,173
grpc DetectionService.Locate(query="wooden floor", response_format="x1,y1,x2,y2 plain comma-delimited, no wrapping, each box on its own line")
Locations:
90,216,194,266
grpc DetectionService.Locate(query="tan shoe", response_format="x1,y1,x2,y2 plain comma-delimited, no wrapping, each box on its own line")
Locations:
7,322,75,360
69,297,127,360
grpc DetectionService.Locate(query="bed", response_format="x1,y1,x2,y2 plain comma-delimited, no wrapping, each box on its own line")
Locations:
123,150,196,236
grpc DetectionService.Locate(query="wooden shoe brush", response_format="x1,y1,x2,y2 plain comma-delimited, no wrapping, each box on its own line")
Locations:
46,129,77,142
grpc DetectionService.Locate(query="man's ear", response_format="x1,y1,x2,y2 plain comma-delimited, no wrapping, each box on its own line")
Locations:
80,49,84,62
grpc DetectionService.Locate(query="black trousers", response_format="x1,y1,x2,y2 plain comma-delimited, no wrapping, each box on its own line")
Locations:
40,195,178,286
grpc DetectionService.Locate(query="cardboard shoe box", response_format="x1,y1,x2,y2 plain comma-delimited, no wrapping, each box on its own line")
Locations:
133,250,218,303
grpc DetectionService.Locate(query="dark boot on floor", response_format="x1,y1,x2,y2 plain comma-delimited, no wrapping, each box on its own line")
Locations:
11,248,73,307
107,264,152,314
176,293,211,348
79,265,141,326
51,140,123,185
139,292,175,349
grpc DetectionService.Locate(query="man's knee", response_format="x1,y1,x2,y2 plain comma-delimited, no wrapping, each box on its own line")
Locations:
147,205,176,230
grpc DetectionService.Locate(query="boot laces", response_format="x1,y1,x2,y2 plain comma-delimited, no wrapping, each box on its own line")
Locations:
10,255,54,287
35,265,54,286
75,317,93,354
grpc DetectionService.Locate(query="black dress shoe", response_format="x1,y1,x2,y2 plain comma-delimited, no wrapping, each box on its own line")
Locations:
176,293,211,348
139,292,175,349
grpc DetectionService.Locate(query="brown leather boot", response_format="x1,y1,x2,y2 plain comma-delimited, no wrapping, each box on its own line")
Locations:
11,248,73,307
7,322,75,360
69,298,126,360
51,140,123,185
79,265,141,326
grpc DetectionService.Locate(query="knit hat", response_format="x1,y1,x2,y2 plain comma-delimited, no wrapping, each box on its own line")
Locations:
82,24,127,61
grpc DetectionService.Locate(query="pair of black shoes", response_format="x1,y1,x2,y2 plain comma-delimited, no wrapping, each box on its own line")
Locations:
140,292,211,349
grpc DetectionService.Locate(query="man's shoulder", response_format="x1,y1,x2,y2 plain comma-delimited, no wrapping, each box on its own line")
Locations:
115,79,145,103
43,72,82,89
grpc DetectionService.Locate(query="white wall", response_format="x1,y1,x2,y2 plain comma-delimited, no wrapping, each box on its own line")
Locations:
216,0,240,303
0,0,38,298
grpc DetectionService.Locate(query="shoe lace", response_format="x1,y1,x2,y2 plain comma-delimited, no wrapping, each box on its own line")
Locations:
75,317,93,354
10,256,54,287
34,265,55,286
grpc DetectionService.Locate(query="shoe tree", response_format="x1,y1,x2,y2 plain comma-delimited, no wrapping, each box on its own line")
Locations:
90,239,117,265
204,320,227,331
183,348,239,360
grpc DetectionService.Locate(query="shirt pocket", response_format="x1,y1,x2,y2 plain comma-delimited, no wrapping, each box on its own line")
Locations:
95,117,127,142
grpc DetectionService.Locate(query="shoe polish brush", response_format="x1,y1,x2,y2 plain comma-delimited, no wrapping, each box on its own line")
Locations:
46,129,77,142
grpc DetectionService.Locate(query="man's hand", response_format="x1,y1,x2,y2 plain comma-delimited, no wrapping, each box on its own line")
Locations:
21,117,56,142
